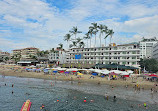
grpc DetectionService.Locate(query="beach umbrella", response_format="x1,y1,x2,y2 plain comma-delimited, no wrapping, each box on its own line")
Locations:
144,74,149,76
101,70,109,75
88,69,95,71
120,71,129,75
59,71,64,73
53,71,58,73
92,73,98,76
109,72,118,75
66,68,78,71
94,69,102,73
109,70,123,74
45,68,50,70
127,70,133,74
149,74,157,77
77,73,83,75
30,65,36,68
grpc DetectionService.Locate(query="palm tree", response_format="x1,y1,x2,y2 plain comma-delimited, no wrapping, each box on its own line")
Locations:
90,23,98,47
98,24,108,47
58,43,63,49
58,43,64,65
83,33,90,48
79,41,85,48
76,37,82,45
64,33,71,67
50,48,55,52
88,29,93,48
69,26,82,40
69,41,77,48
106,29,114,64
64,33,71,49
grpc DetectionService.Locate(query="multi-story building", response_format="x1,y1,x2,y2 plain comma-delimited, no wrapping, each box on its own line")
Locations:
152,42,158,61
0,51,10,62
12,47,39,60
68,43,140,67
139,37,158,59
20,47,39,60
49,48,67,64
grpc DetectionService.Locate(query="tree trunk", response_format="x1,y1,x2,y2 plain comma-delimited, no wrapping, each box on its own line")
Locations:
95,34,96,47
99,33,101,47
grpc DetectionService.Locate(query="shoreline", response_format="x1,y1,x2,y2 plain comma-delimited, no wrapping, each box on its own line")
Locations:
0,68,157,90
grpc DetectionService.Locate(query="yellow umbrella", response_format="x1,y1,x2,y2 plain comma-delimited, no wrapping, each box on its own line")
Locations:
78,73,83,75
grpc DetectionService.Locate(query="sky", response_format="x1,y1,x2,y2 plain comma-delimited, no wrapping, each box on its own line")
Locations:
0,0,158,52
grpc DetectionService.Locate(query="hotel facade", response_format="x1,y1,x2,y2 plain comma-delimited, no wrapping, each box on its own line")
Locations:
139,37,158,59
152,42,158,61
68,43,140,68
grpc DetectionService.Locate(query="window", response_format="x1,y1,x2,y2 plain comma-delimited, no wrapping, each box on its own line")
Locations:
122,62,126,65
132,57,136,59
132,51,136,54
122,52,126,54
122,57,126,59
132,62,136,65
114,57,117,59
114,47,117,50
128,47,132,49
122,47,126,50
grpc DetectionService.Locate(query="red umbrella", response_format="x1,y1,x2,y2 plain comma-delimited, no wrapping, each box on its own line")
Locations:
72,71,77,72
59,71,64,73
149,74,157,77
124,75,129,77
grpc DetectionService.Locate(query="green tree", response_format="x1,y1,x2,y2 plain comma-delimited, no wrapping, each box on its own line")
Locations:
69,26,82,40
58,43,63,49
69,41,77,48
140,58,158,73
89,23,98,47
64,33,71,49
106,29,114,64
88,28,93,48
83,33,90,48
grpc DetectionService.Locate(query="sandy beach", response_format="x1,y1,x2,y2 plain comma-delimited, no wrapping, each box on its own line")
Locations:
0,65,157,90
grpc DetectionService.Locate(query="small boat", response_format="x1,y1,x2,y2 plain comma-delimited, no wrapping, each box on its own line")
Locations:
21,99,32,111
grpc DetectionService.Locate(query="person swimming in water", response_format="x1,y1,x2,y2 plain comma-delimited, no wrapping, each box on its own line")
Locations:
113,95,116,102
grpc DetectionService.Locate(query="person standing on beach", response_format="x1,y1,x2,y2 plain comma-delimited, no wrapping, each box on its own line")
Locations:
105,93,108,100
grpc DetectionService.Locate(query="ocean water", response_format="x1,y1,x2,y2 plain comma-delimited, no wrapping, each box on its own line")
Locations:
0,75,158,111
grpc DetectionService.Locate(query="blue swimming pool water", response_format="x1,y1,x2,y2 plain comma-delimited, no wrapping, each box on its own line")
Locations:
0,75,158,111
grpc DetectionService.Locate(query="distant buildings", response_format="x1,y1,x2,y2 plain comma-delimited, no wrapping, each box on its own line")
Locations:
152,42,158,61
12,47,39,61
68,43,140,67
0,51,10,62
139,37,158,59
48,48,67,65
1,37,157,67
12,47,39,66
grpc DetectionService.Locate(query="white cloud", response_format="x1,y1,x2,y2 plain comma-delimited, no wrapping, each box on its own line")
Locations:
0,0,158,52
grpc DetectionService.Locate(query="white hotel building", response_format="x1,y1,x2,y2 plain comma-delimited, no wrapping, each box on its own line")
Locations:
152,42,158,61
49,49,67,64
68,43,140,67
139,37,158,59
